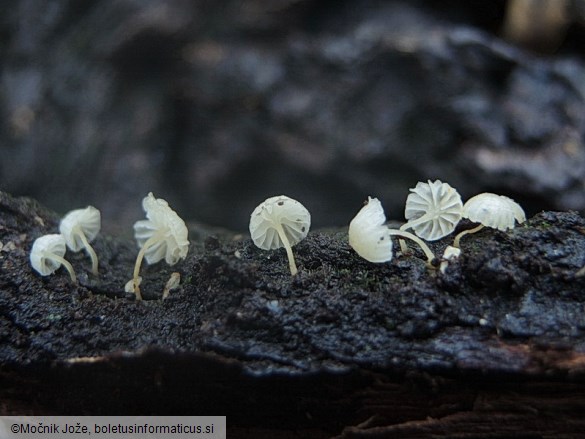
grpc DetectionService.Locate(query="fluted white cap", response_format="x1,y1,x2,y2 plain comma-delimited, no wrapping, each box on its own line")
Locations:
404,179,463,241
249,195,311,250
30,234,67,276
59,206,101,251
133,193,189,265
463,193,526,231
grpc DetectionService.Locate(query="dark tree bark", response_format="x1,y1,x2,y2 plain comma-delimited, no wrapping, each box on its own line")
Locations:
1,191,585,437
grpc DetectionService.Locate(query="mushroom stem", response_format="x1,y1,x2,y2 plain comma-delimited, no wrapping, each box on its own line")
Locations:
400,211,434,231
275,224,298,276
398,212,434,254
77,228,99,275
453,224,485,248
388,229,436,268
50,254,77,283
133,233,163,300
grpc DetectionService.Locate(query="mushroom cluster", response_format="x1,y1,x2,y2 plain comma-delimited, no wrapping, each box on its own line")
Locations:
349,196,436,267
28,180,531,297
347,180,464,268
347,180,527,271
28,194,192,300
30,205,102,283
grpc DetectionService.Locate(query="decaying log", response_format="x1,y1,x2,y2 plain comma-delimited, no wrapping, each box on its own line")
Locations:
1,191,585,438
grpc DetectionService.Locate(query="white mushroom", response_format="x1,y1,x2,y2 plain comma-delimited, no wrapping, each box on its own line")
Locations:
439,245,461,274
131,192,189,299
398,180,463,255
349,197,436,267
59,206,101,275
249,195,311,276
30,234,77,282
453,192,526,248
401,179,463,240
349,197,393,263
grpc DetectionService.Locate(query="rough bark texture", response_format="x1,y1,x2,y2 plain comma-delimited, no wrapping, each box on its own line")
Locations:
2,191,585,437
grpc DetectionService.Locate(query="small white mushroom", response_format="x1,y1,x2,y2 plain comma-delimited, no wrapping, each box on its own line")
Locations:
439,245,461,274
349,197,393,263
453,193,526,248
59,206,101,275
125,276,141,293
401,179,463,240
30,234,77,282
249,195,311,276
398,180,463,255
349,197,436,267
131,193,189,299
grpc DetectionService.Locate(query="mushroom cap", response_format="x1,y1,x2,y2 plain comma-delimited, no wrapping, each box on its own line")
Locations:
249,195,311,250
462,193,526,231
30,234,67,276
404,179,463,241
349,197,393,263
59,206,101,251
133,192,189,265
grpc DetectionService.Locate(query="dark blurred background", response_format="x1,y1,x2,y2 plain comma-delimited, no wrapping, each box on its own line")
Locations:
1,0,585,233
